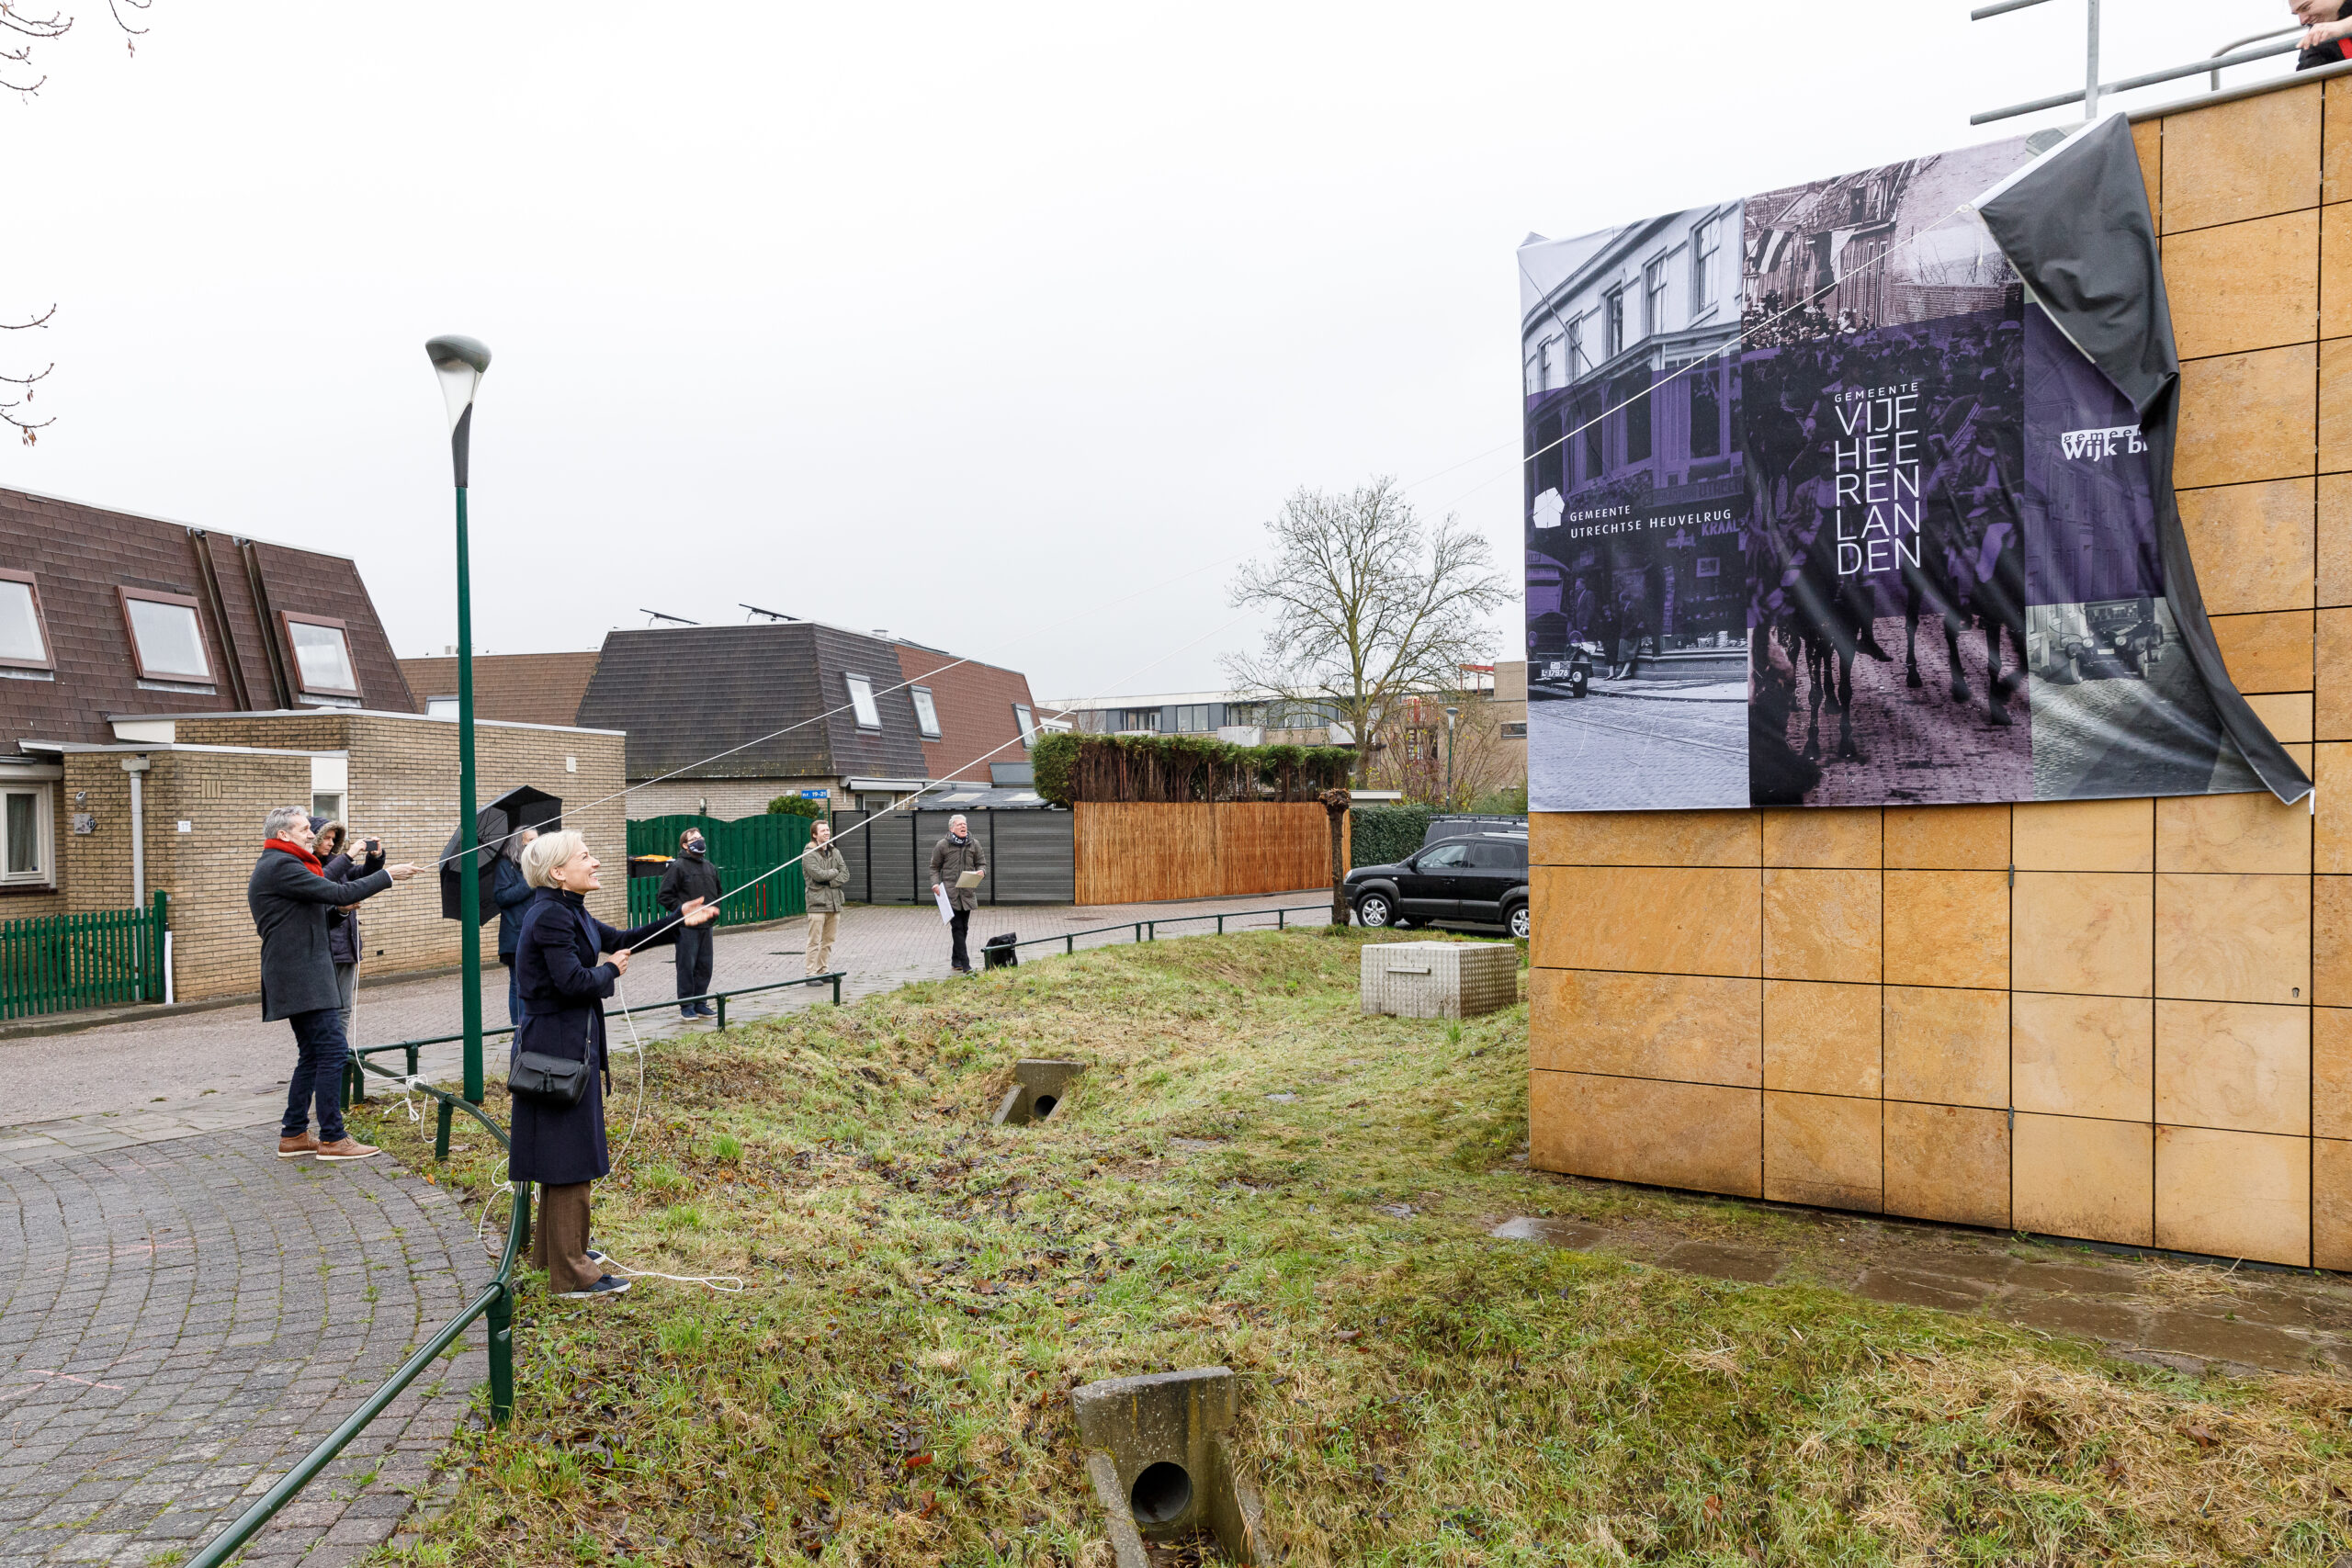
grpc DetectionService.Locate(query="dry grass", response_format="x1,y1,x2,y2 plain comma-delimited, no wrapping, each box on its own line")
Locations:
355,930,2352,1567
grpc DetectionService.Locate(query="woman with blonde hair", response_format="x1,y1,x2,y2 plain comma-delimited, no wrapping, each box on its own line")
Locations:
510,829,718,1299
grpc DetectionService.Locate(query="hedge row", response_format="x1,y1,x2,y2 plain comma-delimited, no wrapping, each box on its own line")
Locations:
1032,732,1354,806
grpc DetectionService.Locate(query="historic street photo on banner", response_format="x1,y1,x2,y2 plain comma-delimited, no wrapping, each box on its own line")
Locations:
1521,200,1748,812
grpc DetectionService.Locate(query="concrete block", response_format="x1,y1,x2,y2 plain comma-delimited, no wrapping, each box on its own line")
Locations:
1072,1367,1269,1563
1359,942,1516,1020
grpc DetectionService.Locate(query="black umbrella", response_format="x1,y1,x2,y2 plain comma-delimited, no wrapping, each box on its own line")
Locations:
440,784,564,921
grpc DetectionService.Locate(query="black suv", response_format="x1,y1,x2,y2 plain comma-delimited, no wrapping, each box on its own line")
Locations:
1345,832,1530,939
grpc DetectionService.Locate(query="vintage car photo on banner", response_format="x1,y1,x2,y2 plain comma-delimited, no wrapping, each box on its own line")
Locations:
1521,114,2306,814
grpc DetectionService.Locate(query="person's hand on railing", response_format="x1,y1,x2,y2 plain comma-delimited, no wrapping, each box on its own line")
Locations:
678,897,719,927
2307,17,2352,48
386,863,421,882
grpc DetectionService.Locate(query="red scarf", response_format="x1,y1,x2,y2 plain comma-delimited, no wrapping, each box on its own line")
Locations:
266,839,324,875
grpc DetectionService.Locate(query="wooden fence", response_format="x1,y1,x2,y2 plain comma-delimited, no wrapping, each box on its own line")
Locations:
0,893,169,1021
1073,803,1342,905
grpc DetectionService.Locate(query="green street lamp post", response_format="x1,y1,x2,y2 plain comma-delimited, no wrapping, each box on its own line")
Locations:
426,334,492,1106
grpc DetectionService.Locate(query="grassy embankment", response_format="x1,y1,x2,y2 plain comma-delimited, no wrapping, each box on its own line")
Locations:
357,930,2352,1566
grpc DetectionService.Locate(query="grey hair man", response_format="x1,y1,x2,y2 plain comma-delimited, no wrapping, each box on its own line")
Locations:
248,805,419,1160
927,812,986,974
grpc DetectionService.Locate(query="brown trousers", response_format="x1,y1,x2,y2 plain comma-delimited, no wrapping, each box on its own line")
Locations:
531,1181,601,1292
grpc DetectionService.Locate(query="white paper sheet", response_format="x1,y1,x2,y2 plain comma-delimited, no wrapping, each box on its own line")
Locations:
935,886,955,923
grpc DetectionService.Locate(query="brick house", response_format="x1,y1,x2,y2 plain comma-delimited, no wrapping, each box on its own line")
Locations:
1,486,625,1005
397,650,603,727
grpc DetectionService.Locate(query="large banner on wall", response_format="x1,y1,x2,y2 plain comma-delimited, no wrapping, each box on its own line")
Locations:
1521,116,2309,813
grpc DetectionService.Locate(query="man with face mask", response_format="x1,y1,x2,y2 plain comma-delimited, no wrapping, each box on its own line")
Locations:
658,827,723,1018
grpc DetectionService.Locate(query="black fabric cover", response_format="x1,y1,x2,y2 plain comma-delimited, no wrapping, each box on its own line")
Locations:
1974,113,2311,806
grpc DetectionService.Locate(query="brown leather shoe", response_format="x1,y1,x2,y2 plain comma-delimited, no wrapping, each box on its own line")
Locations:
313,1137,380,1162
277,1134,319,1158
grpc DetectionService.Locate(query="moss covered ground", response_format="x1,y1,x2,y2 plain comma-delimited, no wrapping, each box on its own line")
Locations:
355,929,2352,1566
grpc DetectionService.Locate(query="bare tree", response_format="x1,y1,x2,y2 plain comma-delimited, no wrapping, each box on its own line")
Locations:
1,0,153,444
1223,478,1508,784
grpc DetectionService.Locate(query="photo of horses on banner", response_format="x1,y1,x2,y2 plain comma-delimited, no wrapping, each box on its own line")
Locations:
1741,140,2040,807
1521,198,1749,812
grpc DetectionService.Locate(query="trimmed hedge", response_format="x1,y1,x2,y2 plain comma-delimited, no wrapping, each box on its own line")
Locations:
1351,804,1432,869
765,795,824,819
1032,731,1353,806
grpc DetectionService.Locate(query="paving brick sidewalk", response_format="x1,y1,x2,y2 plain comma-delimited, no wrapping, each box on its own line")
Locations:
0,1134,487,1567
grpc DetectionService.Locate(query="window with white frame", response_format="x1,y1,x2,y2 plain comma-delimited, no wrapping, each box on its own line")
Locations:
2,784,52,886
0,571,53,670
910,685,942,739
282,613,360,699
844,673,881,729
1604,288,1624,358
1565,317,1583,383
426,695,459,718
1643,256,1668,339
119,589,212,684
1691,217,1720,312
1535,336,1555,390
1012,704,1035,746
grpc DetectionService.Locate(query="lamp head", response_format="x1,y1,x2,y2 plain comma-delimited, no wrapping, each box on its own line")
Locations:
424,334,492,487
1443,705,1460,722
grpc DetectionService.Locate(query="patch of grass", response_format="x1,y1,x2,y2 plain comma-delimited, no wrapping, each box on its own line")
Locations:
357,931,2352,1566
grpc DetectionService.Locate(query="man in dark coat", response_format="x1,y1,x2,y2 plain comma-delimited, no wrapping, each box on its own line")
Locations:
247,806,417,1161
657,828,722,1018
928,813,986,974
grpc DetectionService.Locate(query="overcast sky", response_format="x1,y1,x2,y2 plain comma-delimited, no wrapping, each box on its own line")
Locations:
0,1,2312,703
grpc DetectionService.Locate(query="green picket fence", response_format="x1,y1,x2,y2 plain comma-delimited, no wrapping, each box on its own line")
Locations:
0,892,169,1021
625,813,813,929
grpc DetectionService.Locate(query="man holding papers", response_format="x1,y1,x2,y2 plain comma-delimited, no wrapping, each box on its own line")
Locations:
929,814,987,974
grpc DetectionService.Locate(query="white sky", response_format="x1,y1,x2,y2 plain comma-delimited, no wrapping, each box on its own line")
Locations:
0,1,2312,701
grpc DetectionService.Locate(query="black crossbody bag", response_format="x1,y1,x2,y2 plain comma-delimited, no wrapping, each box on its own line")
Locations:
507,1044,592,1107
505,897,594,1107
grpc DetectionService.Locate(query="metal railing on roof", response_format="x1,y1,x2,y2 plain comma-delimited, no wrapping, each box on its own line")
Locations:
1971,0,2309,126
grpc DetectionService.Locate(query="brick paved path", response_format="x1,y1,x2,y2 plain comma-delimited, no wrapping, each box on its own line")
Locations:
0,1134,486,1567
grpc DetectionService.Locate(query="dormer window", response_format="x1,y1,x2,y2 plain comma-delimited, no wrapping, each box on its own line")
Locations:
0,570,53,671
281,612,360,700
844,672,881,730
118,588,212,685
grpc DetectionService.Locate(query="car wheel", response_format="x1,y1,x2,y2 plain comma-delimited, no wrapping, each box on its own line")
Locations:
1506,902,1531,940
1356,893,1393,928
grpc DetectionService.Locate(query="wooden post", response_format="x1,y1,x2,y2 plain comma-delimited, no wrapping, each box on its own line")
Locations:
1320,787,1352,928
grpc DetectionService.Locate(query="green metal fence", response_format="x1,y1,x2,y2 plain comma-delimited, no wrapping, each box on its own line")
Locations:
0,891,168,1021
626,813,812,929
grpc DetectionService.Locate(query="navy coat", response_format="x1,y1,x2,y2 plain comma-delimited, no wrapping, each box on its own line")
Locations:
248,850,391,1021
321,843,386,967
507,886,683,1187
492,856,533,965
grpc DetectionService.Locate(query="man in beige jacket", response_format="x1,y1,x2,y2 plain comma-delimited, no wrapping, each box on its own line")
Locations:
803,819,849,976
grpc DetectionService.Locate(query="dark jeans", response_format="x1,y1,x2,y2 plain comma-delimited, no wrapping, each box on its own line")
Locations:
504,960,522,1027
949,908,971,970
674,923,714,1004
282,1007,348,1142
